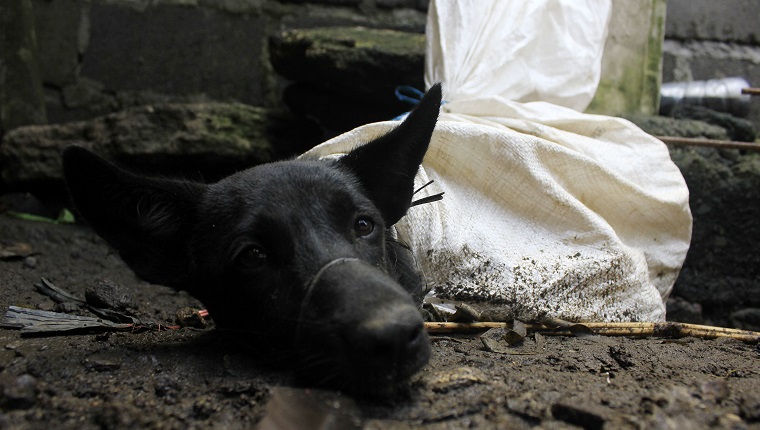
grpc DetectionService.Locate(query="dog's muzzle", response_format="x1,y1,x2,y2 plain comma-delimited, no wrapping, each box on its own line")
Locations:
299,257,361,317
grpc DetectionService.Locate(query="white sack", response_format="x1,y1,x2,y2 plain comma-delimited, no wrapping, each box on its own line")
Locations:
302,1,692,322
426,0,612,111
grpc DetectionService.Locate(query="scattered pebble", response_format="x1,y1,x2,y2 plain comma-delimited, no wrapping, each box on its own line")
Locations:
4,342,22,351
481,336,509,354
0,374,38,409
23,256,36,268
175,307,208,329
85,279,135,311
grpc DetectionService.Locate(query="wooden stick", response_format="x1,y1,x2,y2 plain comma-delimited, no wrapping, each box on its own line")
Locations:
424,321,760,342
656,136,760,152
546,322,760,342
425,322,509,333
741,87,760,96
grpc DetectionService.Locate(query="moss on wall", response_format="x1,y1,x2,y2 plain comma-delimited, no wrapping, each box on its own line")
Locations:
587,0,666,116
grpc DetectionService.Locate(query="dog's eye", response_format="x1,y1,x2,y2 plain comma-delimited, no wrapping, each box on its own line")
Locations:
237,246,267,269
354,217,375,237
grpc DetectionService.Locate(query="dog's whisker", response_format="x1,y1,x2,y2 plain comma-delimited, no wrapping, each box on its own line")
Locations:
413,179,435,194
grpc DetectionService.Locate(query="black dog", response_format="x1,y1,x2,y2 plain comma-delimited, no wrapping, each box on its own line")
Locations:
62,84,442,395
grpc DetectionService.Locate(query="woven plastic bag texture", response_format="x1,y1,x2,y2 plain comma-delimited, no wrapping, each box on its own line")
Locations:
303,0,692,322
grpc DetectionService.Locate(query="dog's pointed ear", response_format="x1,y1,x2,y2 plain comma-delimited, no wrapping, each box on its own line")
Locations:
62,146,205,288
339,83,441,225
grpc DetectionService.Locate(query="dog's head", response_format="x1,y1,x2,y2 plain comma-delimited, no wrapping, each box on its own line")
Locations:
62,84,442,395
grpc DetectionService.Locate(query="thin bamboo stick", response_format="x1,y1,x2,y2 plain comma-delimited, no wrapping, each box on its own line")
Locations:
425,322,508,333
424,321,760,342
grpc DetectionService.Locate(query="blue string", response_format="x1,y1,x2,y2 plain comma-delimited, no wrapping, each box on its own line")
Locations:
393,85,447,120
393,85,427,121
395,85,426,105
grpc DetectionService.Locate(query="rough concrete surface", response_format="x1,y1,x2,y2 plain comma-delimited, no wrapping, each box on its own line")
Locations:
0,102,321,191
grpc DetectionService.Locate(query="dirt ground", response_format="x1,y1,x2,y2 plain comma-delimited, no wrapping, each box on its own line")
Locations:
1,214,759,429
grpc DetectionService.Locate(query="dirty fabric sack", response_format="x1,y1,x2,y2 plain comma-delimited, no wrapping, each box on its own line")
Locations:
303,0,692,322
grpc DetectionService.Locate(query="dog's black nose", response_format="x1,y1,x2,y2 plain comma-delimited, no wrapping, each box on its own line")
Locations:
352,305,427,363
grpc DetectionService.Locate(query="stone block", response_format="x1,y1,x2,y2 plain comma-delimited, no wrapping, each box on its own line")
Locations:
662,41,760,84
275,4,426,34
668,146,760,327
0,0,47,134
80,3,267,106
0,103,320,189
31,0,86,87
665,0,760,44
269,26,425,132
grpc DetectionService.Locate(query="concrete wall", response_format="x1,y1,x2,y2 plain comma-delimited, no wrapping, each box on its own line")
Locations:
663,0,760,128
27,0,428,127
6,0,760,130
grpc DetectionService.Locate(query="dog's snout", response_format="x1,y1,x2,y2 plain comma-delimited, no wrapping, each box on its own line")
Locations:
353,305,427,361
295,259,431,393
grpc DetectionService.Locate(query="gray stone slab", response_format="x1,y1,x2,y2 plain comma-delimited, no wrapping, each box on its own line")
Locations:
269,26,425,96
0,103,277,187
0,0,47,133
665,0,760,44
32,0,86,87
80,3,266,105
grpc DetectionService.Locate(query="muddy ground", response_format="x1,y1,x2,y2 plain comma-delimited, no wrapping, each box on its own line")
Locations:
1,214,759,429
